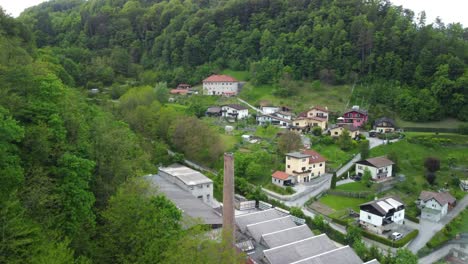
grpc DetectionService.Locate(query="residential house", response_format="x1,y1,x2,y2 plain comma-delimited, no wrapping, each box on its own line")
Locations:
328,124,360,139
202,74,239,96
261,106,280,115
221,104,249,120
206,106,222,117
271,171,293,187
374,117,396,133
257,113,292,127
337,106,368,128
285,150,326,183
170,83,194,95
355,156,394,181
290,116,327,133
418,191,456,222
303,106,329,122
276,111,294,120
359,197,405,234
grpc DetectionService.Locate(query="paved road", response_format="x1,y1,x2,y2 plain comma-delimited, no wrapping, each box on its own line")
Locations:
237,98,262,113
408,195,468,253
418,244,456,264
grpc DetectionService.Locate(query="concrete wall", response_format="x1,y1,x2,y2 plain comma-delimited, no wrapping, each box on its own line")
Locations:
221,107,248,119
272,177,285,186
391,209,405,224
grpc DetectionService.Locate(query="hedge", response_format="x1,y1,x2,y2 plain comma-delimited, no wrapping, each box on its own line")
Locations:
362,229,419,248
405,214,420,224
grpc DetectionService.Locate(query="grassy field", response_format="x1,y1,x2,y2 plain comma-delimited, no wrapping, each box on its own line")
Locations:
396,118,468,129
239,80,352,113
319,194,367,212
221,70,250,81
312,143,358,170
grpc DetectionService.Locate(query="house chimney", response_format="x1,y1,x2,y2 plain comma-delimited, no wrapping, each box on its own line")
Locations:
223,152,235,244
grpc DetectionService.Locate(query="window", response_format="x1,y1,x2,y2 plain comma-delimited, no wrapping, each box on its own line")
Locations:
334,132,338,135
358,165,363,169
287,157,290,160
313,165,315,168
368,215,371,220
301,167,306,171
287,165,290,168
320,163,323,167
206,184,210,188
302,159,306,162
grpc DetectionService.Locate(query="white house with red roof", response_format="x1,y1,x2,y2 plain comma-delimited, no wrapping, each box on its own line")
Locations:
202,74,240,96
271,171,294,187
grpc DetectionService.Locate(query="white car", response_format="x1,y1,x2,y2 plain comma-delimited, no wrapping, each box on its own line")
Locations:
390,232,403,241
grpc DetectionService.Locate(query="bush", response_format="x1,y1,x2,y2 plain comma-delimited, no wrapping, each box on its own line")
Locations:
459,124,468,135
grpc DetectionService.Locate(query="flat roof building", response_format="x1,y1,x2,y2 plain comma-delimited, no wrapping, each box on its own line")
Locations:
159,164,213,204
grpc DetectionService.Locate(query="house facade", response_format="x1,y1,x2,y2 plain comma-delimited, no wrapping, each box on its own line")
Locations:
418,191,456,222
285,150,326,183
359,197,405,234
355,156,394,180
337,106,368,128
328,125,360,139
221,104,249,120
202,74,239,96
271,171,293,187
257,114,291,127
374,117,396,133
261,106,280,115
289,117,327,133
305,106,329,122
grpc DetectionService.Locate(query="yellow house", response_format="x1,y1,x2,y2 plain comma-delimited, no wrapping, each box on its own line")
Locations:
290,117,327,133
329,125,360,139
285,150,326,183
306,106,329,122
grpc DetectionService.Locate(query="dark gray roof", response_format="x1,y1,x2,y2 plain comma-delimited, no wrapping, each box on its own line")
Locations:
146,175,222,225
374,117,396,127
261,225,314,248
223,104,248,110
263,234,337,264
286,152,311,159
236,209,286,232
291,246,366,264
360,197,404,216
246,216,297,242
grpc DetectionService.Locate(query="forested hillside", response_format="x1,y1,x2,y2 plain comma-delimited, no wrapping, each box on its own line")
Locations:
0,9,241,263
19,0,468,121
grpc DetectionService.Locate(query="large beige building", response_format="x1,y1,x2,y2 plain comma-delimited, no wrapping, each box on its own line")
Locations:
285,150,326,183
290,106,329,133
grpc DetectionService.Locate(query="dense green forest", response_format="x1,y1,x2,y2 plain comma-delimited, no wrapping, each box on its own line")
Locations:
19,0,468,121
0,8,242,263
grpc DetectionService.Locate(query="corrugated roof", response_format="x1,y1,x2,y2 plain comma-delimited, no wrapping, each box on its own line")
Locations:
261,225,314,248
263,234,337,264
203,74,238,82
236,209,286,232
290,246,365,264
159,164,212,186
146,175,222,225
246,216,297,242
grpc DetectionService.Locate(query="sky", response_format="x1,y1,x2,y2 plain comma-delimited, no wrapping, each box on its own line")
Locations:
0,0,467,26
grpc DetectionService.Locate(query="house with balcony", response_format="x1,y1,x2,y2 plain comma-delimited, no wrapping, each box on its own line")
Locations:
355,156,394,181
221,104,249,120
359,197,405,234
285,150,326,184
337,106,368,128
418,191,456,222
373,117,396,133
257,113,291,127
328,124,360,139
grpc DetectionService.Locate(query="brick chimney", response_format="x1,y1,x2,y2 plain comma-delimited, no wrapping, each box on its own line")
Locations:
223,152,235,244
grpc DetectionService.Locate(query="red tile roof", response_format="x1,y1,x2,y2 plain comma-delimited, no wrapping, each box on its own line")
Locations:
170,89,189,95
302,149,327,164
203,74,238,82
272,171,290,180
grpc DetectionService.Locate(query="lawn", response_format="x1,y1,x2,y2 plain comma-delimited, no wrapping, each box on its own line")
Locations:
264,182,295,195
396,117,468,129
220,70,250,81
239,81,352,113
312,143,358,170
220,134,239,152
427,209,468,249
319,194,367,212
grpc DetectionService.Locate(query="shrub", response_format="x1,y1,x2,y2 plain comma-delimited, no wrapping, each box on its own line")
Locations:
459,124,468,135
361,229,419,248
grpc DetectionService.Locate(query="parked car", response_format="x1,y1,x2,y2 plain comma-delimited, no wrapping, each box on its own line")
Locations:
369,130,378,137
353,176,361,181
390,232,403,241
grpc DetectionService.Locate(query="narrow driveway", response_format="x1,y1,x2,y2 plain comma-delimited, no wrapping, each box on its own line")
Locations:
237,98,262,113
408,195,468,253
418,244,456,264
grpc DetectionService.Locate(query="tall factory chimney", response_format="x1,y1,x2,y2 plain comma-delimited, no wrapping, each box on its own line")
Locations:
223,152,235,244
